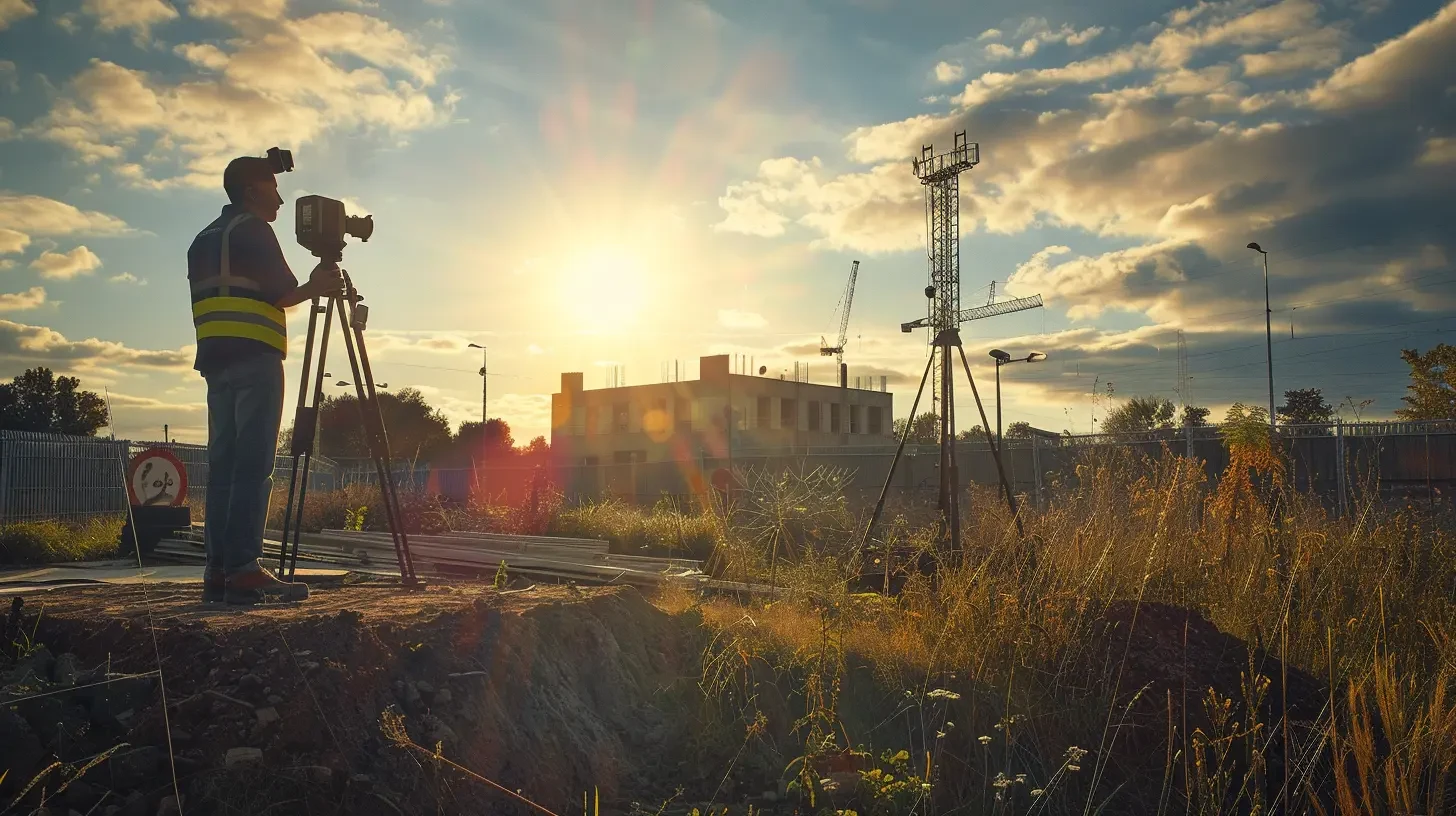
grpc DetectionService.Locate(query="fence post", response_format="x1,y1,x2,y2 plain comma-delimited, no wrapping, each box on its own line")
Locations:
1335,418,1346,518
1031,434,1043,509
0,434,9,521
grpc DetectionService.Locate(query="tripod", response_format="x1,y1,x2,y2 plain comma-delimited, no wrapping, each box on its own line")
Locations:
862,327,1023,566
277,258,421,587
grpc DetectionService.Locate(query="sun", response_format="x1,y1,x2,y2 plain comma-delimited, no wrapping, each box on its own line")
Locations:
557,246,653,333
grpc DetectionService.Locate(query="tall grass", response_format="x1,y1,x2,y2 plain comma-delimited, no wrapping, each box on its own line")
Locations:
0,517,122,564
677,443,1456,814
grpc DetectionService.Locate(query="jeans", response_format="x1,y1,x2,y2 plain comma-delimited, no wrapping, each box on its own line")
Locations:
203,355,284,578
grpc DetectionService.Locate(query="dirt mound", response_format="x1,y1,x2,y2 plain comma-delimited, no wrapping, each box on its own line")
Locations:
1,580,706,816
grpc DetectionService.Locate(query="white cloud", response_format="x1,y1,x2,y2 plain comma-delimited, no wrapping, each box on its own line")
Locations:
0,0,36,30
718,309,767,329
28,7,454,188
1419,137,1456,166
0,318,191,370
30,246,102,280
984,43,1016,61
186,0,287,20
0,194,129,237
527,343,545,355
977,28,1002,41
934,61,964,83
0,228,29,254
0,60,16,92
108,272,147,285
1307,1,1456,111
0,287,46,311
82,0,178,36
0,118,14,140
1240,26,1346,76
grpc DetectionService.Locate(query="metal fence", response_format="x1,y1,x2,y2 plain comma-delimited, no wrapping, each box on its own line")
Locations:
0,430,338,522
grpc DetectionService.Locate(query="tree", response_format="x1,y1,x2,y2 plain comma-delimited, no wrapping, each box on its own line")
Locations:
955,424,988,442
1100,396,1176,435
892,411,941,445
1181,405,1211,427
1395,344,1456,420
521,435,549,456
0,367,109,436
317,387,452,462
452,418,515,463
1277,387,1335,426
1004,421,1034,440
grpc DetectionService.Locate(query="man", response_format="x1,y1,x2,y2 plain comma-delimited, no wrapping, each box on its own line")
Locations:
189,155,342,605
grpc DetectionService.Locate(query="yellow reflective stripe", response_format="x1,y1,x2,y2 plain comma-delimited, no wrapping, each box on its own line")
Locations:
196,321,289,354
192,296,285,328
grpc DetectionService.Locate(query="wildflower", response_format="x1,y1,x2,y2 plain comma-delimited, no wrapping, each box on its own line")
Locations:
1067,765,1082,772
927,688,961,700
1031,789,1045,797
979,735,993,745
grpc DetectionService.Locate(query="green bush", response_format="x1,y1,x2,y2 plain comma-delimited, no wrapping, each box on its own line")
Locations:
0,517,122,564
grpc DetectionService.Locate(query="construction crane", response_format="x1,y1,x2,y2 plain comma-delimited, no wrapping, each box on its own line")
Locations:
820,260,860,365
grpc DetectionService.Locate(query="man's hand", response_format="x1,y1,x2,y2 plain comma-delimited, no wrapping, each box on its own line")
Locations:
308,262,345,296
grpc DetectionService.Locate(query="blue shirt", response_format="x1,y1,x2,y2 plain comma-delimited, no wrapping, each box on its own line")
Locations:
187,204,299,375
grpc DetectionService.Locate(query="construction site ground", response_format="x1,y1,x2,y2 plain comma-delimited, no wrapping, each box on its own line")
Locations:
1,575,737,816
1,566,1325,816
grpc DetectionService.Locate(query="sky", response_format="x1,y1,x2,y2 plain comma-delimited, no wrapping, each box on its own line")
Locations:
0,0,1453,444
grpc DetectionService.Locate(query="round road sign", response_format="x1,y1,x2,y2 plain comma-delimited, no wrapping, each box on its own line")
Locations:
127,447,189,507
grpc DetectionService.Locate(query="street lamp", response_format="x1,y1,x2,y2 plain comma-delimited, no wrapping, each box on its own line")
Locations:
988,349,1047,440
335,380,387,388
1247,242,1276,430
468,343,487,424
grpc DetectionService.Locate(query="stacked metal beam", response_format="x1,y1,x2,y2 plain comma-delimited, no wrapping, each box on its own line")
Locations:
157,526,707,589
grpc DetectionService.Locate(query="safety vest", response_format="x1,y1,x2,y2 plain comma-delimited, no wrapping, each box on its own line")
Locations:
190,213,288,356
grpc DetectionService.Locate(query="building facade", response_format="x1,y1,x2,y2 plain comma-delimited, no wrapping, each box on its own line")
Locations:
550,354,895,468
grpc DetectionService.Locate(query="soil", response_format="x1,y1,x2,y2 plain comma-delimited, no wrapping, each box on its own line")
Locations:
0,579,1325,816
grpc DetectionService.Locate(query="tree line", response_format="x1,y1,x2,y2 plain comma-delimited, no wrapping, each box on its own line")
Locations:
2,343,1453,442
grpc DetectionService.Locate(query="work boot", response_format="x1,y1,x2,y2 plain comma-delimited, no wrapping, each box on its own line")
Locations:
202,573,225,604
224,567,309,605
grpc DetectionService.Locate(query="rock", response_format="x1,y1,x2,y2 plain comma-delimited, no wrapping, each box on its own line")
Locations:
302,765,332,784
350,773,373,789
121,789,147,816
255,707,280,726
8,646,55,683
52,653,80,687
225,747,264,768
402,682,422,711
168,727,193,744
420,714,456,746
0,707,46,785
107,746,162,790
761,791,779,803
434,688,452,706
266,695,283,706
299,661,320,673
156,795,182,816
238,673,264,691
64,781,101,810
415,681,434,695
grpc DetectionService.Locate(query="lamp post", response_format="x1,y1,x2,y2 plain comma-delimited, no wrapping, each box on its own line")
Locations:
1247,242,1276,430
468,343,487,425
988,349,1047,440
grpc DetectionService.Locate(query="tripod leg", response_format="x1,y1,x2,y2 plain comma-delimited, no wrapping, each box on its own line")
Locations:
863,350,936,546
944,342,962,564
332,294,419,585
955,343,1023,538
279,295,334,578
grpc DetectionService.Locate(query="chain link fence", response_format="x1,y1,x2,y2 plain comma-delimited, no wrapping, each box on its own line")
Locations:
0,430,338,522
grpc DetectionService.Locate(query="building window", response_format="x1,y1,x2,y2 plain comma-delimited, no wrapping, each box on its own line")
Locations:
676,397,691,431
781,398,796,430
585,406,599,435
808,401,821,431
850,405,860,433
581,456,599,466
757,396,771,429
613,402,629,433
613,450,645,464
830,403,841,433
868,406,883,435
